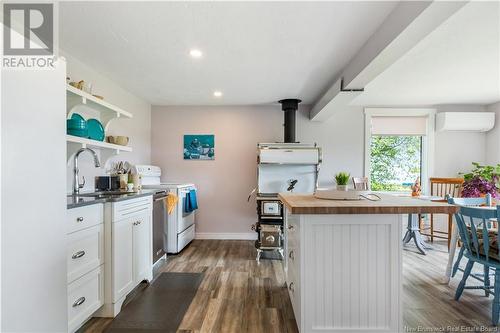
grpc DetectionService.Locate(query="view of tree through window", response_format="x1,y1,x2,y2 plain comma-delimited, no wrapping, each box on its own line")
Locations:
370,136,422,192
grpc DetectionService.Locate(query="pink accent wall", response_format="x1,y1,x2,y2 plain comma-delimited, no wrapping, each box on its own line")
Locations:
151,105,283,235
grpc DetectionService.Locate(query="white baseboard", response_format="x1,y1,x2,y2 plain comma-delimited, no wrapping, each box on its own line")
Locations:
195,232,257,240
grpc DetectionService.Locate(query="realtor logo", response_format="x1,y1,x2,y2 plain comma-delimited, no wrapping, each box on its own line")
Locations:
3,3,56,69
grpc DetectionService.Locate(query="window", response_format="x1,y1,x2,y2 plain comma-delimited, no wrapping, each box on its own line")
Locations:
370,135,422,192
364,108,435,194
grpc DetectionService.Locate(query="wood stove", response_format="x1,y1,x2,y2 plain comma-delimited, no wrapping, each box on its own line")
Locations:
252,142,321,261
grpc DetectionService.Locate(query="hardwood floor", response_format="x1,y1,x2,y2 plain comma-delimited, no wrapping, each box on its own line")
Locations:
82,239,496,333
81,240,297,333
403,241,494,331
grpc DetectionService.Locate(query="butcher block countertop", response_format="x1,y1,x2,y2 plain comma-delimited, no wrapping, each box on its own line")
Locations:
278,193,459,215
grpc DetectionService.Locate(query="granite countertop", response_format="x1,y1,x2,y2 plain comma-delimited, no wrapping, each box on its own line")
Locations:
278,193,459,215
67,189,156,209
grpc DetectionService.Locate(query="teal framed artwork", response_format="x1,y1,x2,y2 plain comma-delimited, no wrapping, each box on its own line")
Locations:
183,134,215,160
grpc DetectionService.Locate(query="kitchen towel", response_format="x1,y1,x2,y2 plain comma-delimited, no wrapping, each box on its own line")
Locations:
183,189,198,213
165,193,178,215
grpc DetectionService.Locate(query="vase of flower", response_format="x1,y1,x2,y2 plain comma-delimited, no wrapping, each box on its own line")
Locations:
461,162,500,200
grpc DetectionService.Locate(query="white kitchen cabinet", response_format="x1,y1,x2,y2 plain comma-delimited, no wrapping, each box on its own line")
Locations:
67,224,104,284
111,217,135,302
97,195,153,317
67,266,104,333
133,211,152,284
67,203,105,333
111,209,152,302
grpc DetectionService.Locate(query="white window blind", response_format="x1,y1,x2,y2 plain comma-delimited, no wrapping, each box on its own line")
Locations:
371,116,427,136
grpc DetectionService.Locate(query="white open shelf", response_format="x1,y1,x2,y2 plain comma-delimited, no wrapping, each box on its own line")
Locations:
67,135,132,152
66,85,132,131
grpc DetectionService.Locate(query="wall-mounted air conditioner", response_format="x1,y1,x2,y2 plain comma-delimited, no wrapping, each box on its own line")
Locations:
436,112,495,132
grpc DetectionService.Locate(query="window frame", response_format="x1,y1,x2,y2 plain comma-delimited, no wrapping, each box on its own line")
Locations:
364,108,436,195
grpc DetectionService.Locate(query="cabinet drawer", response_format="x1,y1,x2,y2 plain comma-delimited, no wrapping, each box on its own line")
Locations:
287,215,300,236
67,224,104,284
68,266,103,333
287,245,300,276
286,264,301,328
67,204,103,234
178,224,195,251
113,196,152,221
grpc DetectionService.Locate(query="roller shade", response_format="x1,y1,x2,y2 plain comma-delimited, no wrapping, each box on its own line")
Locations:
371,116,427,136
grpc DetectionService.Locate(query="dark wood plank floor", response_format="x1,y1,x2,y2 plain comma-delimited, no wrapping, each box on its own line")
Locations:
81,240,297,333
82,239,496,333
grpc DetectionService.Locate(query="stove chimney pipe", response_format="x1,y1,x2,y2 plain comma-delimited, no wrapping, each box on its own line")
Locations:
279,98,301,143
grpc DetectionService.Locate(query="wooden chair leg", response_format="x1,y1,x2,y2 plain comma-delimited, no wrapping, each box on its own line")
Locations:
430,213,434,242
447,214,452,250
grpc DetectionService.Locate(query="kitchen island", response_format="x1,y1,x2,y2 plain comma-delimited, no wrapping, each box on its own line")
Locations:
278,193,457,333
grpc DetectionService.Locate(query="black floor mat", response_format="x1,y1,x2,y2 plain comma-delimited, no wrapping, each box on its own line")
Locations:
105,272,203,333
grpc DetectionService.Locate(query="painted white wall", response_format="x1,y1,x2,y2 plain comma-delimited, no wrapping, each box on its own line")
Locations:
151,106,283,237
486,102,500,165
1,60,67,332
298,105,365,187
434,105,487,176
62,50,152,193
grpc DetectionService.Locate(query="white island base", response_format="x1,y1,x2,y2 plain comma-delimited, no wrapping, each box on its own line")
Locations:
285,212,402,333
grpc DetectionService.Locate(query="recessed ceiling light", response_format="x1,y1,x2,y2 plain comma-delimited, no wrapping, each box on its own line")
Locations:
189,49,203,58
213,91,223,97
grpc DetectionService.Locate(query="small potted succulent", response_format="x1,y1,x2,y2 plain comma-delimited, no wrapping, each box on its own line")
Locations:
461,162,500,199
335,172,350,191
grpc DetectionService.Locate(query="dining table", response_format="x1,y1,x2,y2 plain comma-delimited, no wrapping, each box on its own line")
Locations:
402,195,447,255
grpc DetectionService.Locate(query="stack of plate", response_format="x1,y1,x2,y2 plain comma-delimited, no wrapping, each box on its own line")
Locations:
66,113,105,141
87,118,104,141
67,113,87,137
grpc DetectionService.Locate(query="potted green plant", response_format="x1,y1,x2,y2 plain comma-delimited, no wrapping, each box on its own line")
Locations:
335,172,350,191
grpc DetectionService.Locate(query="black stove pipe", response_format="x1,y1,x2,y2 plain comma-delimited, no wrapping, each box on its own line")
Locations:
279,98,301,143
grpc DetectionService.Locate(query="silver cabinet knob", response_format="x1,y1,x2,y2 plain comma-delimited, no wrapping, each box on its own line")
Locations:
289,282,295,293
289,250,295,260
72,297,86,307
72,250,85,259
76,217,84,222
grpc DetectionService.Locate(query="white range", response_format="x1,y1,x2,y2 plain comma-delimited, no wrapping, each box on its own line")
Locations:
135,165,197,254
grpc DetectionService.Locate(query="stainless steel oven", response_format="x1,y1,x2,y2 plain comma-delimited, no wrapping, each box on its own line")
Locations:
152,190,168,264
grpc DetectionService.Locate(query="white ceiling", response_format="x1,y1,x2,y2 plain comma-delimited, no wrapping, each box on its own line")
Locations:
59,1,398,106
352,1,500,106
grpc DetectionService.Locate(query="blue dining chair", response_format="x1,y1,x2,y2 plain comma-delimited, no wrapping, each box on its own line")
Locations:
449,200,500,324
449,195,492,279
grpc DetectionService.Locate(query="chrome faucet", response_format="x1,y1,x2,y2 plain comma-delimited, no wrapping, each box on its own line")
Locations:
73,148,101,194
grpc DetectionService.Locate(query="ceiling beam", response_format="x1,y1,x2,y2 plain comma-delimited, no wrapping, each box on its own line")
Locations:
310,1,467,121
